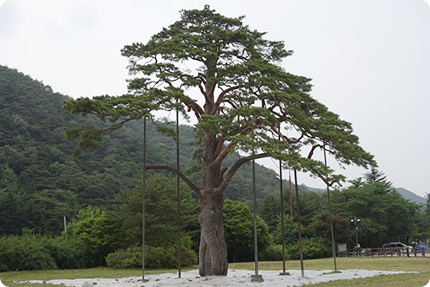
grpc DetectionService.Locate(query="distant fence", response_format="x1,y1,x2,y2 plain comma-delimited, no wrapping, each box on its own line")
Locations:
348,247,427,257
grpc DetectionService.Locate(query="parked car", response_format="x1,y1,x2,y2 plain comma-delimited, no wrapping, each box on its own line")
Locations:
381,242,413,253
415,245,429,253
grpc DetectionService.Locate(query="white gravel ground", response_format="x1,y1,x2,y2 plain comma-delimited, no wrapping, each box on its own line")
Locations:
17,268,419,287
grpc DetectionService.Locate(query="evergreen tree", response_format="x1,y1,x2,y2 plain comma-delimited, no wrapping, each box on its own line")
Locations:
107,173,199,249
63,6,375,275
258,194,281,234
223,199,272,263
330,178,419,247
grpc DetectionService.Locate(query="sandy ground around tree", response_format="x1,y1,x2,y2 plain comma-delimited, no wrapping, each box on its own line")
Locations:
16,268,421,287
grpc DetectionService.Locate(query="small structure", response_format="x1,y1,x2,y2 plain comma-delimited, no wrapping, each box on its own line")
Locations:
338,243,347,257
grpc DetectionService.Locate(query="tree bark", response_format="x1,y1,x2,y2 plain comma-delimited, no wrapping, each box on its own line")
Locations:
198,133,228,276
198,188,228,276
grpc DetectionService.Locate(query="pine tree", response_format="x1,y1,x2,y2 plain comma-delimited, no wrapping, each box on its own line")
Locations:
63,6,375,275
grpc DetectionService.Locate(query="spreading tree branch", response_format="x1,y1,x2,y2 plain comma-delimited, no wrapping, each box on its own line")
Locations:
145,165,200,194
218,152,270,192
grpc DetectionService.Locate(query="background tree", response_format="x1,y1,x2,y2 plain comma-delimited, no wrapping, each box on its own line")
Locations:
412,193,430,244
63,6,375,275
73,213,120,267
271,214,314,246
223,199,272,263
330,172,419,247
257,194,281,234
312,210,350,244
63,205,102,240
107,173,199,249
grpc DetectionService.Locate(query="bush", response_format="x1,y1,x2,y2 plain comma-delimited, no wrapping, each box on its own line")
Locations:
0,234,57,271
47,237,92,269
106,242,197,269
0,233,99,271
261,244,285,261
285,238,330,260
106,247,141,269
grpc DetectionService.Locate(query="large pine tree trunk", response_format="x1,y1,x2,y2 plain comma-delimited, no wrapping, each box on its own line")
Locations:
198,133,228,276
198,189,228,276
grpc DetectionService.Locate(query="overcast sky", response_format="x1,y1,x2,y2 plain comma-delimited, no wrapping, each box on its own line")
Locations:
0,0,429,197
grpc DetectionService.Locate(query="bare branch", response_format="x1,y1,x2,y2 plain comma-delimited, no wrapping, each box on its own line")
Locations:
146,165,200,194
212,85,242,114
102,118,136,136
218,152,271,192
307,144,323,159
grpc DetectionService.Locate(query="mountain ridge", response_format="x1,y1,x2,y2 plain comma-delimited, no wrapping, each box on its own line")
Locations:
304,185,426,206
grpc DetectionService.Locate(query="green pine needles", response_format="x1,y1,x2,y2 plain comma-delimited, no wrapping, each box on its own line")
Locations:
63,6,376,276
64,5,374,187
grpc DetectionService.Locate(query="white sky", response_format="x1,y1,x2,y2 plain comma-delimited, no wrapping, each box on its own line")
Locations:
0,0,429,197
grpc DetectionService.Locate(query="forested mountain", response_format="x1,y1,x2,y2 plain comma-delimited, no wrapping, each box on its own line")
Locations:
1,65,429,268
0,65,296,236
396,187,426,206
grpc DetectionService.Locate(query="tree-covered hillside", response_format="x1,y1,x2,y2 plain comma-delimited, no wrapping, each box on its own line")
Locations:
0,65,297,236
1,66,429,270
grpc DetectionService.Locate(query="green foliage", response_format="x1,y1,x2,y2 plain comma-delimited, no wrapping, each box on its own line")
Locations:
285,238,331,260
260,244,284,261
312,210,350,243
106,238,198,269
272,214,314,246
107,173,200,249
330,178,420,247
73,214,121,265
63,205,102,240
258,194,281,234
223,199,272,262
1,64,304,237
145,246,177,269
0,234,88,271
105,247,142,269
0,234,56,271
63,5,375,194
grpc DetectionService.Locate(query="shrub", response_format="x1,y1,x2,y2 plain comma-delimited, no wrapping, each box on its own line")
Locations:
106,247,141,269
261,244,286,261
0,233,99,271
285,238,331,260
106,242,197,269
46,237,90,269
0,234,57,271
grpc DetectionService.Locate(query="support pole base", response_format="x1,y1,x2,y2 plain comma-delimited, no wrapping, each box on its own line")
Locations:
138,279,149,283
279,272,290,275
251,274,264,282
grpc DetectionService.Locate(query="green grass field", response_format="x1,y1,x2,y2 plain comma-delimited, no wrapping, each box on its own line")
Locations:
1,257,429,287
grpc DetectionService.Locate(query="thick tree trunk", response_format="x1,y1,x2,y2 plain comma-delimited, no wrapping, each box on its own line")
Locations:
198,133,228,276
198,189,228,276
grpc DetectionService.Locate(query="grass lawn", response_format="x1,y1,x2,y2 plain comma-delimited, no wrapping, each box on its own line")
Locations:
1,257,429,287
231,257,430,287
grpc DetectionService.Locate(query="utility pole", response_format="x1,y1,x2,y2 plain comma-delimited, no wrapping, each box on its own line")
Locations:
351,216,360,247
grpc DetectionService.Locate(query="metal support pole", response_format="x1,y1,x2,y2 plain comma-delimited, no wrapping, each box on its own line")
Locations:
289,170,293,219
294,169,305,278
251,153,263,282
355,226,359,246
141,117,149,283
324,147,338,272
176,100,181,278
278,125,288,276
279,160,288,275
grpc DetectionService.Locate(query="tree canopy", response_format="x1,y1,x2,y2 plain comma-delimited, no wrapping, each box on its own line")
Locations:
330,171,420,247
63,5,375,186
62,6,376,276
